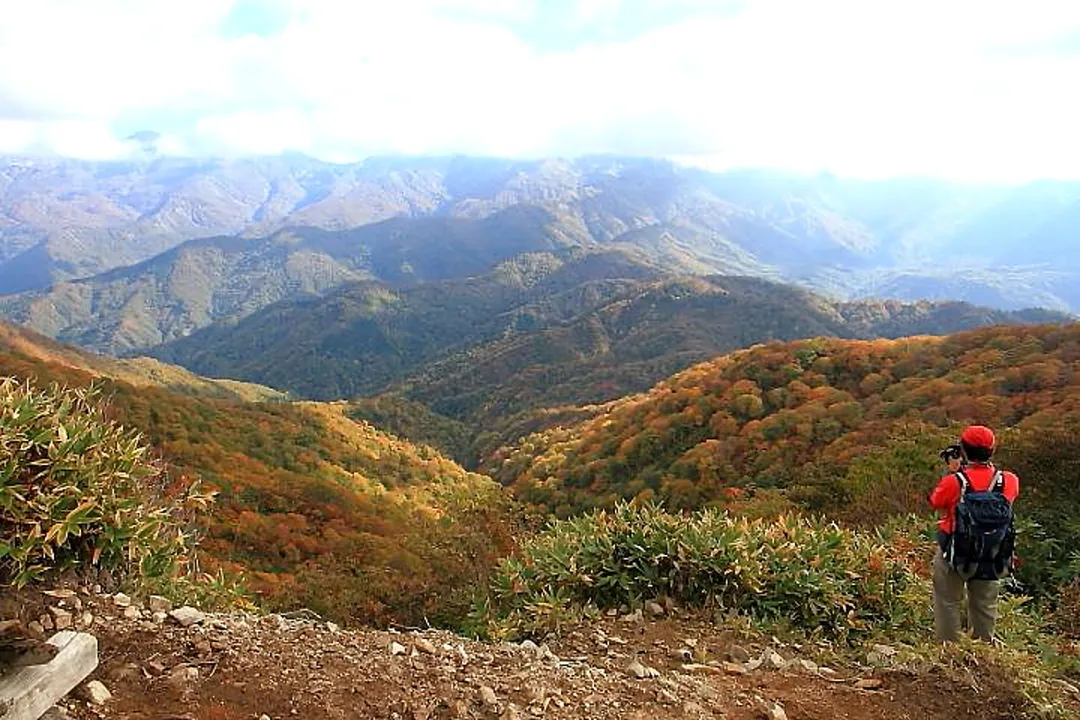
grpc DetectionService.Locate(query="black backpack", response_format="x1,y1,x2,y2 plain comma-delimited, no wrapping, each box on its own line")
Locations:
946,469,1015,581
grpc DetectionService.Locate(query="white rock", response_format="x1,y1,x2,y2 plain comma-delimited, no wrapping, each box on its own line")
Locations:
79,680,112,706
414,638,437,655
122,606,140,620
646,601,665,617
169,666,199,684
389,641,407,656
478,685,499,708
148,595,172,613
112,593,131,608
326,622,340,633
761,701,788,720
761,649,785,670
152,611,167,624
168,606,206,627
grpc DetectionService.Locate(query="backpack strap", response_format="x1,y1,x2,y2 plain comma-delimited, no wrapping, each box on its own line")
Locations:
955,469,971,495
991,470,1006,494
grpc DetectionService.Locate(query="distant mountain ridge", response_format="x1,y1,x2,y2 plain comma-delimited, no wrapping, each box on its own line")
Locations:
2,154,1079,323
0,205,570,353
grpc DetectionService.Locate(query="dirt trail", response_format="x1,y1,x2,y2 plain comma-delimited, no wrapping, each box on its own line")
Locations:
3,587,1051,720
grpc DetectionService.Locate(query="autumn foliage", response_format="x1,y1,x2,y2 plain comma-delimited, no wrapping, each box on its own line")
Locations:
0,346,519,627
490,324,1080,595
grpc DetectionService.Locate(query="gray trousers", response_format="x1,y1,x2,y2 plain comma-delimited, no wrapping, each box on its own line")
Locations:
933,549,1000,641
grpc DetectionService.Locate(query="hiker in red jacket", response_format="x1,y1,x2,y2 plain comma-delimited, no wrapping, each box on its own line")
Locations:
929,425,1020,642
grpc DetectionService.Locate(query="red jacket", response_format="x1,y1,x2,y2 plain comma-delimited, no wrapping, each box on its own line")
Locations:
929,463,1020,534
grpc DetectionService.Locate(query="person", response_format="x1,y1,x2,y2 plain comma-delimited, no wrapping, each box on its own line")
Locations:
928,425,1020,642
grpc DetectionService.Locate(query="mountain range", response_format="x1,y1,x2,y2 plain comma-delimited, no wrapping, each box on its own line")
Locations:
2,156,1079,336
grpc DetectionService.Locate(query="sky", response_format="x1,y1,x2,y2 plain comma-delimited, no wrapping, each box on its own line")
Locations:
0,0,1079,181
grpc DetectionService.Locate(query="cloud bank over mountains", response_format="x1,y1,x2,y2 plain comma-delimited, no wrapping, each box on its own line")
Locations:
1,0,1079,181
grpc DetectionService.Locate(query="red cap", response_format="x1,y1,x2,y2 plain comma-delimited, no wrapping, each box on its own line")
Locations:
961,425,996,449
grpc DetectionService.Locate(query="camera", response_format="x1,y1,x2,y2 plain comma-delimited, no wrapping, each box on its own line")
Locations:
938,444,963,462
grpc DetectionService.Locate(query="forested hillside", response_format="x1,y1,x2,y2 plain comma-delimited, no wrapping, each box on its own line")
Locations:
0,325,516,626
489,323,1080,594
495,323,1080,513
151,252,1067,468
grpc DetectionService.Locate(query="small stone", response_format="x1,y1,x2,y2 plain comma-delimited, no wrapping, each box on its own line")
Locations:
620,609,644,624
260,715,271,720
479,685,499,708
725,645,751,663
78,611,94,628
26,620,45,637
626,660,659,679
326,622,340,633
168,665,199,685
868,643,898,665
152,611,168,624
79,680,112,706
646,601,665,617
39,614,54,631
855,677,884,690
390,641,407,656
759,700,787,720
193,639,213,657
112,592,131,608
147,660,167,675
722,661,749,675
795,658,819,673
168,606,206,627
148,595,172,613
49,607,73,630
414,638,437,655
761,649,785,670
123,605,140,620
683,638,698,648
519,639,539,654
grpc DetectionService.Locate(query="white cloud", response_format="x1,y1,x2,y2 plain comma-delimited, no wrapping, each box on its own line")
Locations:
0,0,1078,180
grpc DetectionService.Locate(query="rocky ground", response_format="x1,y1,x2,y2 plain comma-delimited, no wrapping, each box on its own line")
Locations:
3,584,1074,720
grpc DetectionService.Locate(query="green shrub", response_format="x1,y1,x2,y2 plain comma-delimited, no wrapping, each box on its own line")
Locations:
0,379,214,591
472,501,930,642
